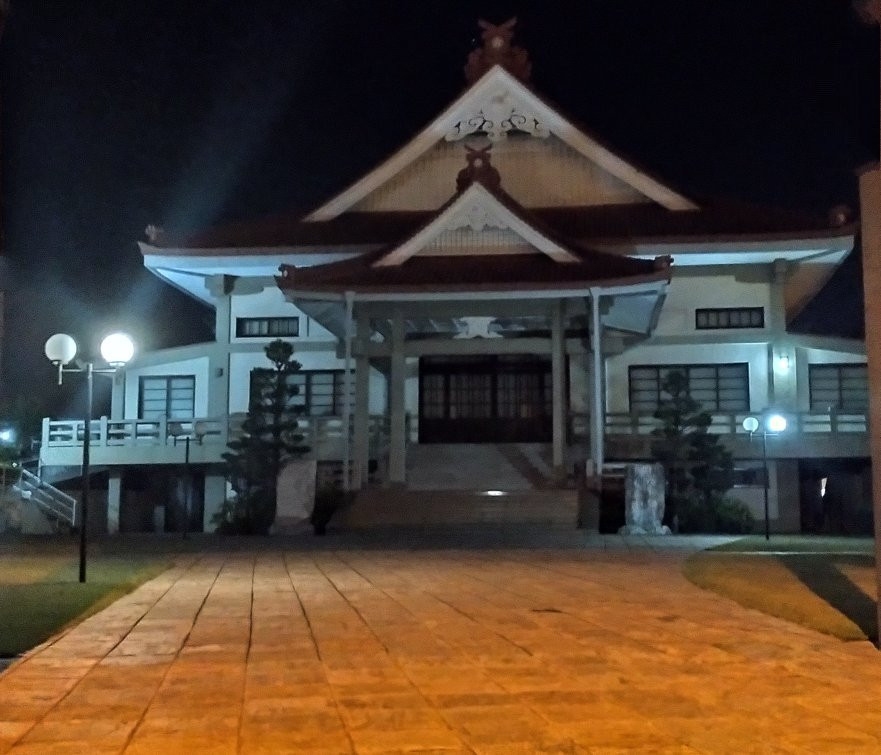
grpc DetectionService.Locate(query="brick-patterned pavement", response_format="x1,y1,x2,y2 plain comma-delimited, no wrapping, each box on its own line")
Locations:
2,536,880,753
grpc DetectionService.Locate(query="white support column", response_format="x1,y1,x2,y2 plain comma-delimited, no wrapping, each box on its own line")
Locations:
353,308,371,490
589,289,605,474
551,298,566,481
107,470,122,534
768,258,795,409
388,309,407,485
342,291,355,491
206,275,233,419
203,474,227,532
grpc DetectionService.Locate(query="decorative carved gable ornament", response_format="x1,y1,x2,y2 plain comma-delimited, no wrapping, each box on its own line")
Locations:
446,90,550,142
447,197,509,233
464,18,531,84
454,317,502,339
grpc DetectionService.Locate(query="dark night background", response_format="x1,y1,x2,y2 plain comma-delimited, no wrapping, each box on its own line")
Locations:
0,0,878,420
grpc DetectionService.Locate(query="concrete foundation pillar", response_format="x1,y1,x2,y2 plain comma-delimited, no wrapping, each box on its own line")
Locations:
551,299,566,482
107,469,122,534
388,310,406,485
203,473,227,532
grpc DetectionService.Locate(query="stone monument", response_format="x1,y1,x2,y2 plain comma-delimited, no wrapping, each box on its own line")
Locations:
618,462,671,535
273,459,317,534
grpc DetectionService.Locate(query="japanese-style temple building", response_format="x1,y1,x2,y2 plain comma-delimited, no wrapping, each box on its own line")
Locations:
39,19,868,534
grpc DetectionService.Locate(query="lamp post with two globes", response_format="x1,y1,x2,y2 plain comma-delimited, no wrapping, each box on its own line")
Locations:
742,412,788,541
44,332,135,583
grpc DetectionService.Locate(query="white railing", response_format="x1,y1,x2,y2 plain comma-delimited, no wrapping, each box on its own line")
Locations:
13,468,77,527
594,410,868,437
42,414,390,456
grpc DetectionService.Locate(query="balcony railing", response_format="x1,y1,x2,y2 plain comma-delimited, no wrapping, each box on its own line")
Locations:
599,411,868,436
41,414,389,463
40,409,867,468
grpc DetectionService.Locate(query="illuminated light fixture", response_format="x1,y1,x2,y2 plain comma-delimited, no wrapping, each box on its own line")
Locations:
766,414,787,433
44,331,136,583
742,411,789,541
775,355,791,372
483,490,506,496
100,332,135,367
0,427,15,444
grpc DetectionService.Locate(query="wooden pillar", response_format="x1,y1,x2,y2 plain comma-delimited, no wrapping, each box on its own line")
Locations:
353,308,371,490
551,299,566,481
388,309,407,485
859,165,881,641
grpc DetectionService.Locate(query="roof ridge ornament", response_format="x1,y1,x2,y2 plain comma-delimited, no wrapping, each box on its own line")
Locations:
464,18,532,84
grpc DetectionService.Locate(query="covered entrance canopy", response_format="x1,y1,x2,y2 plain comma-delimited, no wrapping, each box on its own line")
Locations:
277,163,673,488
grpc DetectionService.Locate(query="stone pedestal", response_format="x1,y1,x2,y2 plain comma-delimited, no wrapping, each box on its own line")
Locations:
619,462,670,535
273,459,317,533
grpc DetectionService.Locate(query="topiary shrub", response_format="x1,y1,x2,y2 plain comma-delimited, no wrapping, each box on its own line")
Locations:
676,493,754,534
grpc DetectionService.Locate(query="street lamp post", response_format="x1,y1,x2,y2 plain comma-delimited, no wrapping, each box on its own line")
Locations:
743,413,788,541
44,332,135,583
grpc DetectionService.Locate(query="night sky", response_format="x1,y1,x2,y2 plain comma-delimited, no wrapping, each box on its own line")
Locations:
0,0,877,416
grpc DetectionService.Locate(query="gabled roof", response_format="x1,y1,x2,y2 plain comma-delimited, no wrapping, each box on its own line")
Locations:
279,176,669,296
306,65,698,221
370,181,581,267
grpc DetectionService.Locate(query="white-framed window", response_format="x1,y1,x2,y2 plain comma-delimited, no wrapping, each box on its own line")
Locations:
809,364,868,411
139,375,196,419
629,363,749,413
236,317,299,338
696,307,764,330
249,369,352,417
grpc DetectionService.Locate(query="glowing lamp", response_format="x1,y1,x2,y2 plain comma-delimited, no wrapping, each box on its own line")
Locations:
100,333,135,366
766,414,787,433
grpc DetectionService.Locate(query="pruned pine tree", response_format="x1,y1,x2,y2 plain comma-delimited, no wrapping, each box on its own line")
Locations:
651,370,733,529
219,339,309,534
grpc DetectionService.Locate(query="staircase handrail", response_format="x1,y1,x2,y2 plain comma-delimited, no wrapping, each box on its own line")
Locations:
17,468,77,527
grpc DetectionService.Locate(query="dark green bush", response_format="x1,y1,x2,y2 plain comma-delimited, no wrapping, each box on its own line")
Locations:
677,494,754,534
213,488,276,535
310,487,350,535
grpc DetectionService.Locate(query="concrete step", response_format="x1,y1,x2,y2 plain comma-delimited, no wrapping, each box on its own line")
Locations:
339,488,578,528
406,443,551,491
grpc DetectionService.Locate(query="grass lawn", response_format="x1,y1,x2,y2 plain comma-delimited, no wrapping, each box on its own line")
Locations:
0,537,172,657
684,536,877,642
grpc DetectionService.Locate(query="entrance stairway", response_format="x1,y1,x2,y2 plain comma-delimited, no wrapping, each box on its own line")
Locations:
340,443,577,528
10,469,77,531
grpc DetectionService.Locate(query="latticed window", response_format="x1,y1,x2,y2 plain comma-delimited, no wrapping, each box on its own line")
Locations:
249,369,352,417
809,364,868,411
628,364,749,414
139,376,196,419
236,317,300,338
695,307,764,329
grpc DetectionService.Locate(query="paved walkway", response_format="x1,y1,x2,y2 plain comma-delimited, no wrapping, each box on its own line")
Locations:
2,534,881,753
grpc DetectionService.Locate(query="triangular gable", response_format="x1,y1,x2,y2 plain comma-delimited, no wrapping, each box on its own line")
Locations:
308,65,697,221
372,182,580,268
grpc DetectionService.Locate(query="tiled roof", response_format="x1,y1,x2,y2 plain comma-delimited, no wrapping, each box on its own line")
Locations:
278,249,668,295
151,198,849,254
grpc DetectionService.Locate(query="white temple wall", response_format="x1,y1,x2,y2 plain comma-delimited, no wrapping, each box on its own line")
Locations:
654,267,771,338
230,287,335,342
